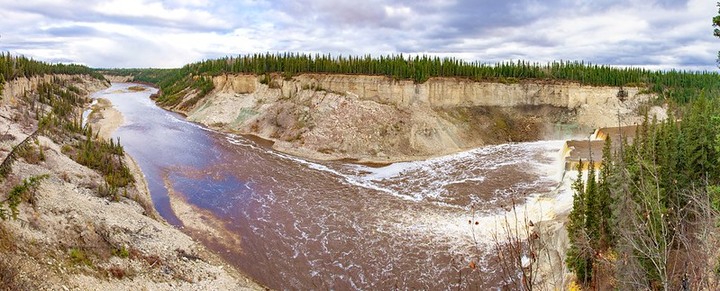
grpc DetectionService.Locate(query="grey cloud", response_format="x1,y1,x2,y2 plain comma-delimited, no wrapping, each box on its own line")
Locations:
44,57,78,63
43,26,103,37
653,0,689,9
677,54,716,68
0,0,714,70
8,2,230,32
0,40,61,50
270,0,390,28
259,0,715,70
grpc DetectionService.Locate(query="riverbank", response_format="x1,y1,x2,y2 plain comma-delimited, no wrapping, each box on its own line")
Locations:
0,78,262,290
87,98,124,140
86,85,263,290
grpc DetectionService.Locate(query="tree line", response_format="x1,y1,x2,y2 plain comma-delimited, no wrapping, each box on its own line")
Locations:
0,53,104,92
103,53,720,105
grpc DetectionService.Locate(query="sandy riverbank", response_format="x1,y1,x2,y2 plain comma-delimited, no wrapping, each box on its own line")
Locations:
88,92,263,290
163,175,247,256
87,98,124,140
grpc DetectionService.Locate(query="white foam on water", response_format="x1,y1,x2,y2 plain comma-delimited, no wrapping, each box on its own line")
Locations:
344,140,566,202
361,139,573,272
265,149,421,201
221,135,569,210
383,180,574,272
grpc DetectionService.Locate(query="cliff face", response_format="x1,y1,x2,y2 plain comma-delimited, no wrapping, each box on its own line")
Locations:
1,74,109,104
210,74,644,109
167,74,658,163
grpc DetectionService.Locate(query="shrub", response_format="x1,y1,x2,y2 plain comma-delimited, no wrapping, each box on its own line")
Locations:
68,248,92,267
112,246,129,258
0,175,47,220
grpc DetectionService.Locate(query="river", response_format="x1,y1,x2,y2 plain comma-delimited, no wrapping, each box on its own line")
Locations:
93,83,571,290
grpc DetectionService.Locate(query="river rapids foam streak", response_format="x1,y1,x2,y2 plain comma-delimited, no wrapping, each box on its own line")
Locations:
96,83,569,290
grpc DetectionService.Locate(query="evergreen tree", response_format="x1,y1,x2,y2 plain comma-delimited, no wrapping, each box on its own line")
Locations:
584,159,599,243
567,160,592,284
714,1,720,63
597,136,615,248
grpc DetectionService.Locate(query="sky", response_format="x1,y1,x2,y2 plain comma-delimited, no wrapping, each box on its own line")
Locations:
0,0,717,70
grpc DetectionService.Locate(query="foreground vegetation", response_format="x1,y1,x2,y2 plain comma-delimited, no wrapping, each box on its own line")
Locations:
37,80,134,196
562,8,720,289
567,96,720,290
103,53,720,109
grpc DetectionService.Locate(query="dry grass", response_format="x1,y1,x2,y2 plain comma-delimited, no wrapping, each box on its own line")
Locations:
0,256,38,291
0,224,38,290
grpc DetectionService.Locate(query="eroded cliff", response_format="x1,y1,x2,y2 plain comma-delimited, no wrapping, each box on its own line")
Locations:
164,74,660,162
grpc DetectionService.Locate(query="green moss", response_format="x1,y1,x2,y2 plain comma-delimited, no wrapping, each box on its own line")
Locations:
69,248,93,267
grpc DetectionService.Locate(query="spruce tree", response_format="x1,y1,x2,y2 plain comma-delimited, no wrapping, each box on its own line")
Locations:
584,159,599,244
567,160,591,284
597,137,615,249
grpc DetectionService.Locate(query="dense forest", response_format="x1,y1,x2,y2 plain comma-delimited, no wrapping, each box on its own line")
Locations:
103,53,720,107
566,97,720,290
560,9,720,290
0,53,104,92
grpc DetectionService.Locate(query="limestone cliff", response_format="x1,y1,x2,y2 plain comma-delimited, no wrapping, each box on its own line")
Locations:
164,73,659,163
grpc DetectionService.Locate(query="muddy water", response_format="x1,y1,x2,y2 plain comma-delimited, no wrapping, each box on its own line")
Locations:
95,83,567,290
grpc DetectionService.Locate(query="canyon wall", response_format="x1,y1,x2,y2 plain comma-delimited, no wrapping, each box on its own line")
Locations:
1,74,109,104
209,74,644,110
168,74,659,163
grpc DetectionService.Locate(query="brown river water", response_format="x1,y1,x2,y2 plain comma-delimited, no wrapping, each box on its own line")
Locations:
94,83,571,290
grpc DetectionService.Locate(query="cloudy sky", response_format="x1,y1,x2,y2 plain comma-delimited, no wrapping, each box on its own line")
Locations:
0,0,717,70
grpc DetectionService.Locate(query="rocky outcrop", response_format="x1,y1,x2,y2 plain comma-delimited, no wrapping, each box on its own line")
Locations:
166,74,660,163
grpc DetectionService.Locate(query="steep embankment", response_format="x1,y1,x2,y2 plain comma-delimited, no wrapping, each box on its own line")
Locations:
0,76,261,290
161,74,660,163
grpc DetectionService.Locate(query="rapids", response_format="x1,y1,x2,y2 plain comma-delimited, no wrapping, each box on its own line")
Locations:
94,83,572,290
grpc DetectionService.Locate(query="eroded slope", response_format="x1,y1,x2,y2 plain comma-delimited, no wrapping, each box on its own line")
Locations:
163,74,661,163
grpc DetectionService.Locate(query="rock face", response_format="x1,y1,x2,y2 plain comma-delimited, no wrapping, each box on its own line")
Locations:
166,73,659,163
102,74,133,83
1,74,109,104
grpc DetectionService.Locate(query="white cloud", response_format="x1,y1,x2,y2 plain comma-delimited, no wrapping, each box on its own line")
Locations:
0,0,716,70
93,0,229,29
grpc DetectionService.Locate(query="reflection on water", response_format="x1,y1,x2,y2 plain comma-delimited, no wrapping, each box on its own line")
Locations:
97,83,567,290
